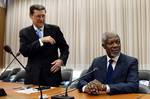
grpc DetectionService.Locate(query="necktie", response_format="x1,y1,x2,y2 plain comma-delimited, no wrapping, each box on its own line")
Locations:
36,29,43,38
106,59,114,84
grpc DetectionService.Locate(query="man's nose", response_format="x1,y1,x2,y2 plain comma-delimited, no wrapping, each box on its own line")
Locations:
112,42,119,47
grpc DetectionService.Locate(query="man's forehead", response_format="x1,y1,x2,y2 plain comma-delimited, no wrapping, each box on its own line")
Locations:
107,36,120,41
107,34,119,39
33,10,46,14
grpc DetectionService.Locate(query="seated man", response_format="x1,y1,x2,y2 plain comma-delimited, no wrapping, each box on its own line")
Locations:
77,32,139,95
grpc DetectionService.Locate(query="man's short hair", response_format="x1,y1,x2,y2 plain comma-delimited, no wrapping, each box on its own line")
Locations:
102,32,120,45
30,4,46,15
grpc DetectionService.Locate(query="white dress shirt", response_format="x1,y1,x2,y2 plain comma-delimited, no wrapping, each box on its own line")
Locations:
33,25,44,46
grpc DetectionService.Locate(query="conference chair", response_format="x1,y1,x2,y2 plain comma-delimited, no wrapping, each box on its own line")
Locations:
11,70,26,82
60,68,73,87
71,69,88,88
138,70,150,93
0,70,11,80
2,68,21,82
80,69,88,77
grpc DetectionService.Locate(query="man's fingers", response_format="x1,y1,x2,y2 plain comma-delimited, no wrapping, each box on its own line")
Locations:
41,36,56,44
50,60,62,73
50,65,60,73
48,36,56,44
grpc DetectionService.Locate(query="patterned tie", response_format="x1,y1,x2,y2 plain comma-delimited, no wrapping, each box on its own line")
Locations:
36,29,43,38
106,59,114,84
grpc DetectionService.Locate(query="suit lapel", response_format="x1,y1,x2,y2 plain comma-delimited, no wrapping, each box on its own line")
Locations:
43,25,48,37
43,24,53,37
30,26,39,40
100,56,107,83
112,53,125,80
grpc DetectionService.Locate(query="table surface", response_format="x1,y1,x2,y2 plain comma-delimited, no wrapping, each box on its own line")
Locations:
0,82,150,99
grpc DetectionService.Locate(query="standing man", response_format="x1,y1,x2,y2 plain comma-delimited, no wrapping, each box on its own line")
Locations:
19,4,69,86
78,32,139,95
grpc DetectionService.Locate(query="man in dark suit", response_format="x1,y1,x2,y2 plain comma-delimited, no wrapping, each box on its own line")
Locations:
78,32,139,95
19,4,69,86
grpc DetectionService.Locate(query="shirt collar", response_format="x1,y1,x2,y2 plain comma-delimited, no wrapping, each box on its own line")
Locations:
33,25,44,31
107,53,120,63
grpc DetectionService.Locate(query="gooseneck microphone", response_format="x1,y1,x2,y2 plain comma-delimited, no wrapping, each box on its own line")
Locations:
3,45,26,70
3,45,44,99
51,67,98,99
0,47,21,97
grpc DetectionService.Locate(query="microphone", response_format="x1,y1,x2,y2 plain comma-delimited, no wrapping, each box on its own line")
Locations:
0,52,20,77
0,47,20,97
3,45,44,99
51,67,98,99
3,45,26,70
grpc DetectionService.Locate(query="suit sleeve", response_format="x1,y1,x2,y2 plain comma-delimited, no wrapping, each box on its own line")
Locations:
19,29,41,57
55,26,69,65
108,58,139,95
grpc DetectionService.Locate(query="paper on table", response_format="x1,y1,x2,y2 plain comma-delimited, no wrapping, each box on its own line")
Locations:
16,88,38,94
139,80,149,86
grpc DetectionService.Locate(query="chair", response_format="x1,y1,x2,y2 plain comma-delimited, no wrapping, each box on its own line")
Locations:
70,69,88,88
0,70,11,80
2,68,21,82
80,69,88,77
139,70,150,80
138,70,150,93
61,68,73,87
11,70,26,82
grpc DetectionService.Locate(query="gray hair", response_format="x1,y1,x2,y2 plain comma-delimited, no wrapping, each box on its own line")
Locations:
102,32,120,45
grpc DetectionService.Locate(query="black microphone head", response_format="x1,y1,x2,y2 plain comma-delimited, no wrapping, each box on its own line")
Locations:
4,45,12,54
16,52,21,57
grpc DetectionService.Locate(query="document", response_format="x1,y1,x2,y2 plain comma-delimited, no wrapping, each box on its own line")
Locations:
16,87,38,94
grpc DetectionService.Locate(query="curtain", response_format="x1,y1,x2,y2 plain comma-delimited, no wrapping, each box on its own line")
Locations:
4,0,150,70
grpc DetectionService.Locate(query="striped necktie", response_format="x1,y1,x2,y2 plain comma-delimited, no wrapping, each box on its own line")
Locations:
106,59,114,84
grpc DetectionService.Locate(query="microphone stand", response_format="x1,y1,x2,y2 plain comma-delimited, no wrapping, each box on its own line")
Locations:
51,68,98,99
0,52,20,96
39,84,43,99
0,52,20,77
0,58,15,76
8,52,26,70
3,45,44,99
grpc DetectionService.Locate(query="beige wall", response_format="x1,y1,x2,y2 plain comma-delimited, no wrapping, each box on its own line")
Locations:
0,7,6,68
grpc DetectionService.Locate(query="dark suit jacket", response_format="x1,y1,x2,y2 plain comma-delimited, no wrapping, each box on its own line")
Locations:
19,24,69,86
78,53,139,95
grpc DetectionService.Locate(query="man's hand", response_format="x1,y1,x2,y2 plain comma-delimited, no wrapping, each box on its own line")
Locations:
50,59,63,73
41,36,56,44
84,79,106,95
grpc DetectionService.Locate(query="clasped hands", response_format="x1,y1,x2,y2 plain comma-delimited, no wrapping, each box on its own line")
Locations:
84,79,106,95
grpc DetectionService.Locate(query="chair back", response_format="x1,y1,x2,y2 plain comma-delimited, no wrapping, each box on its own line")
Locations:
61,68,73,81
12,70,26,82
138,70,150,93
0,70,11,80
139,70,150,80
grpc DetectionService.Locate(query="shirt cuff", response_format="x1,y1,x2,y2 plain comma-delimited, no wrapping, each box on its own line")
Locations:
39,39,44,46
82,85,87,92
106,85,110,93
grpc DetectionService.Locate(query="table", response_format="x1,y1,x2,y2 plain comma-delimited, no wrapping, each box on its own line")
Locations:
0,82,150,99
